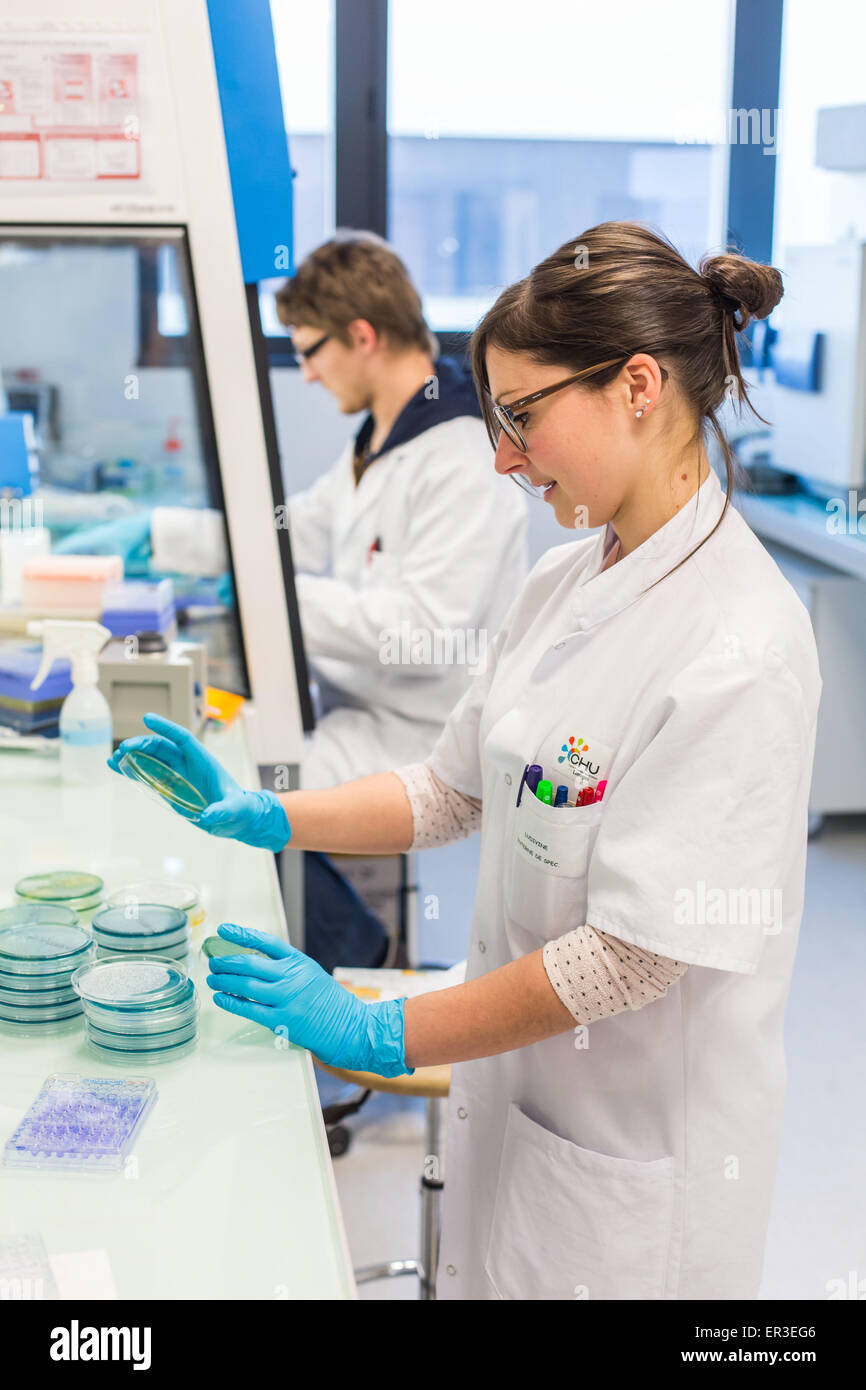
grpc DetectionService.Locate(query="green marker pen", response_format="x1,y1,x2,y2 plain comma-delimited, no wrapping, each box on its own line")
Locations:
536,779,553,804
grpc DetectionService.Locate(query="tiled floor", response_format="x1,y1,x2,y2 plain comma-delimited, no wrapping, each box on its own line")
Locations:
329,818,866,1301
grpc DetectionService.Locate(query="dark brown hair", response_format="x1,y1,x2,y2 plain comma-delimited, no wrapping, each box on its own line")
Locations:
471,221,783,571
275,228,437,356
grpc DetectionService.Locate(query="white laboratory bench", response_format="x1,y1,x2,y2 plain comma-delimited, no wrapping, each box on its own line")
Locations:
0,715,355,1300
736,490,866,581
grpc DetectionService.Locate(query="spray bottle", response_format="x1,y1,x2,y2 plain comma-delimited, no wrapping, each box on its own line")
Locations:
28,619,113,784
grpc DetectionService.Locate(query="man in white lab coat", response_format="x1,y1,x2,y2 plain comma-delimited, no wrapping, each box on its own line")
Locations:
276,231,528,969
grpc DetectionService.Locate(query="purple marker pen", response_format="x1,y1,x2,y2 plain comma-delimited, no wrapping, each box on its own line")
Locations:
516,764,529,807
525,765,543,797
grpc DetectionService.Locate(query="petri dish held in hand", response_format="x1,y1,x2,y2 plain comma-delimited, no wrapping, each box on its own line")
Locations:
117,750,208,820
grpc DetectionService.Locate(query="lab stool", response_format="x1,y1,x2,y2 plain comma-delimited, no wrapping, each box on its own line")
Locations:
316,1061,450,1300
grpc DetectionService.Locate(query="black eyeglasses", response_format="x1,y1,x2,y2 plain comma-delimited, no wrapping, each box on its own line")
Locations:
490,357,628,453
292,333,330,367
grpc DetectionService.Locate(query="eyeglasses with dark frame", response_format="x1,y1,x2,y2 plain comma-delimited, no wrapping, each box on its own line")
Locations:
490,357,631,454
292,332,330,367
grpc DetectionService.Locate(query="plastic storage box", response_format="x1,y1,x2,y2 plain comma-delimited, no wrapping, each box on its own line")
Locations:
21,554,123,617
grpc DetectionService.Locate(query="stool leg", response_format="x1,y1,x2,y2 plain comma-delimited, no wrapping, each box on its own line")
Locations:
419,1096,444,1300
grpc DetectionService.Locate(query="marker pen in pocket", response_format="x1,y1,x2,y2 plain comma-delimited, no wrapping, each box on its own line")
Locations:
576,785,595,806
594,779,607,803
525,764,543,797
536,779,553,804
554,785,569,807
516,764,529,807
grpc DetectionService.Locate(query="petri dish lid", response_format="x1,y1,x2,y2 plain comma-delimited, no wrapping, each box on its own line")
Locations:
83,1009,199,1039
86,1034,198,1066
0,1013,84,1037
82,982,197,1034
201,934,266,960
72,956,190,1009
117,750,207,817
0,904,78,930
96,944,189,966
92,903,187,939
0,982,79,1007
0,916,93,975
94,924,189,952
0,966,82,993
107,881,203,924
0,997,83,1023
15,871,104,904
87,1018,198,1050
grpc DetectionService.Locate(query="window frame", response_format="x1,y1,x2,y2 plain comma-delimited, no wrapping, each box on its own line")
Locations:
267,0,783,367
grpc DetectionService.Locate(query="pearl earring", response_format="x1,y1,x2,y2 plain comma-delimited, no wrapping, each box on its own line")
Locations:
635,399,651,418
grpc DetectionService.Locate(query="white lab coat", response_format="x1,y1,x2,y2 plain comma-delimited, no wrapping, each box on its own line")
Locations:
290,416,528,787
427,468,821,1300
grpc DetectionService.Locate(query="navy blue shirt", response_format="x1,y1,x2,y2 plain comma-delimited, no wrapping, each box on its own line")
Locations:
353,356,481,471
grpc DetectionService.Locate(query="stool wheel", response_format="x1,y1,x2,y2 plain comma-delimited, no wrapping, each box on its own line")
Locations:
327,1124,352,1158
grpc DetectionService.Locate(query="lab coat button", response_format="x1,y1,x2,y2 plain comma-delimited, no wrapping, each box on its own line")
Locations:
504,773,512,786
457,1106,468,1119
446,1265,456,1276
553,641,565,650
478,940,486,953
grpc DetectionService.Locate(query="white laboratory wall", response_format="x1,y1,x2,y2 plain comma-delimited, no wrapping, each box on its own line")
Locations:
773,0,866,259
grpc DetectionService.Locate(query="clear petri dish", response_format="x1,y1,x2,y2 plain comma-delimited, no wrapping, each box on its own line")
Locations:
0,1013,85,1038
92,903,187,939
14,871,104,913
94,928,189,950
201,934,266,960
0,911,94,976
0,997,83,1023
117,750,208,819
71,956,190,1010
0,981,79,1007
82,981,197,1034
0,903,78,930
0,966,81,993
83,1010,199,1042
86,1034,198,1065
94,946,190,968
106,881,204,927
87,1018,198,1050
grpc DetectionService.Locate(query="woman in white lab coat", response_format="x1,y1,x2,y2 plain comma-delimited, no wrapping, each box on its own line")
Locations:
114,222,821,1300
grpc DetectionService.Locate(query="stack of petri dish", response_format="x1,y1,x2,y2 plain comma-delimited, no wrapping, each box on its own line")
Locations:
71,956,199,1064
91,903,190,961
15,871,104,921
0,906,94,1031
105,880,204,933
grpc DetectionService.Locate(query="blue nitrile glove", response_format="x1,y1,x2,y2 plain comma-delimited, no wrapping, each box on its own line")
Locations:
216,571,234,608
206,922,411,1078
53,511,153,568
108,712,291,852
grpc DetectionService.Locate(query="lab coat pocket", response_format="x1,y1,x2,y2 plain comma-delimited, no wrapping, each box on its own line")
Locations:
360,549,400,588
485,1104,675,1301
504,794,603,941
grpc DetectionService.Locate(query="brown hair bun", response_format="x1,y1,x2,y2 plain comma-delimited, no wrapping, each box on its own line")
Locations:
699,252,783,328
